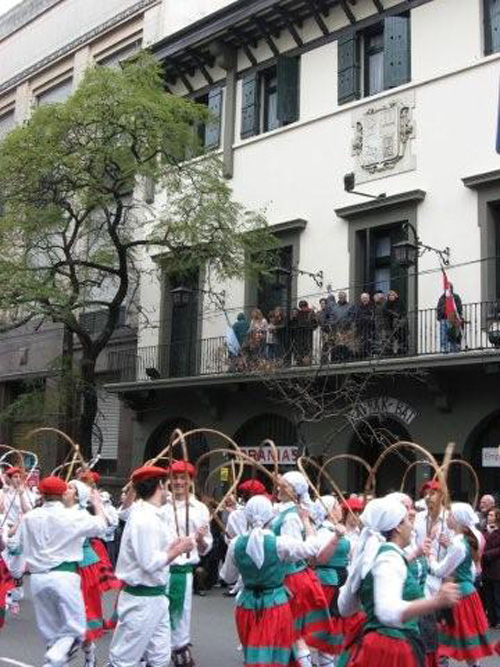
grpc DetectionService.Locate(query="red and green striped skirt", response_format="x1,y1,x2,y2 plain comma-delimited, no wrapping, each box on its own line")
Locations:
320,584,346,654
90,538,122,593
80,562,105,641
438,590,496,661
337,631,419,667
0,558,15,630
236,601,294,667
284,568,336,654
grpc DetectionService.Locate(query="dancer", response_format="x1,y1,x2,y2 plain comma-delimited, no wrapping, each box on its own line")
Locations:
271,471,336,667
337,496,459,667
220,495,324,667
430,502,497,665
8,476,107,667
108,465,194,667
313,495,350,662
164,460,212,667
65,480,109,667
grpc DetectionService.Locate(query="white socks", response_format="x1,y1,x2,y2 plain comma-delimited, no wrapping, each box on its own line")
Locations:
296,650,313,667
317,653,336,667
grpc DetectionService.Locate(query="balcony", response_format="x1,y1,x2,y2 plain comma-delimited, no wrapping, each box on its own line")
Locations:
107,300,500,386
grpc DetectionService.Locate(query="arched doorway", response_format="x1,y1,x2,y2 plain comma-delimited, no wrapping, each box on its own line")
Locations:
144,418,209,477
349,417,414,495
464,410,500,495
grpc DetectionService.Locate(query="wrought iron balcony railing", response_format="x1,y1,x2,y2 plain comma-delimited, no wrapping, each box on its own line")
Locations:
108,300,500,383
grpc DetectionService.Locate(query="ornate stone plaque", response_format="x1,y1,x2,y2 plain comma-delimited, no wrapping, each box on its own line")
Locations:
351,91,416,184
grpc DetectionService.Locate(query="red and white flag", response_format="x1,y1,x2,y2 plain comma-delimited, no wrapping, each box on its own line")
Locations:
442,268,461,328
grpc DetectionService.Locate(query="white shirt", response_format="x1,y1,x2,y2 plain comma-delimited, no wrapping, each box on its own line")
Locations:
102,500,119,542
116,499,175,587
275,502,304,541
2,487,37,525
9,500,106,576
162,496,212,566
414,508,452,596
220,531,320,584
339,544,411,626
429,534,473,580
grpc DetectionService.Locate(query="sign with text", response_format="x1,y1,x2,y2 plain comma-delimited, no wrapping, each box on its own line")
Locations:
482,448,500,467
348,396,417,426
240,446,298,466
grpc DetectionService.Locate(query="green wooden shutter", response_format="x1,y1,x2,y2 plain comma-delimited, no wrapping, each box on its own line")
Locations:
276,56,300,125
205,86,223,149
241,72,260,138
486,0,500,54
384,16,411,89
338,30,360,105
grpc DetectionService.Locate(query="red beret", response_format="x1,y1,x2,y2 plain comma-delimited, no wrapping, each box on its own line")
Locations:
131,465,169,482
169,460,196,478
344,497,364,512
80,471,100,484
239,480,267,497
5,467,24,477
420,480,441,497
39,476,68,496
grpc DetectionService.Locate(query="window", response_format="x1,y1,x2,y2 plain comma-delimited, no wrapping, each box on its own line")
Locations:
194,87,223,150
36,78,73,106
97,39,142,68
241,55,300,139
356,223,407,305
257,245,293,318
0,109,15,140
485,0,500,55
338,15,411,105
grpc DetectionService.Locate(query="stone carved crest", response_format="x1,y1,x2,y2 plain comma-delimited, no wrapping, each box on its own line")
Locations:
351,92,416,184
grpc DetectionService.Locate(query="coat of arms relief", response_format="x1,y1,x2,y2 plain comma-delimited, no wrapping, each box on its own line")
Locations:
351,91,416,184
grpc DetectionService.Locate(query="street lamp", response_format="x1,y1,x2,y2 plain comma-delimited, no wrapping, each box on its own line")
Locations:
170,285,226,309
392,222,450,268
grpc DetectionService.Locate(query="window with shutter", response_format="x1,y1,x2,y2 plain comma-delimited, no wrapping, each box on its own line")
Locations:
205,86,223,149
384,16,411,90
338,30,360,105
241,72,260,138
485,0,500,54
276,56,300,125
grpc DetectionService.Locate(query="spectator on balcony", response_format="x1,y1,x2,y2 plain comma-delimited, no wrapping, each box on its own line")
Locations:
232,312,250,348
353,292,374,357
267,307,284,361
242,329,267,369
437,284,463,353
332,291,351,329
293,300,318,365
373,290,390,356
384,289,409,356
249,309,268,335
317,297,334,364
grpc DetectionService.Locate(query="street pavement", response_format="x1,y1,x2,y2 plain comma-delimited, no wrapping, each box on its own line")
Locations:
0,583,498,667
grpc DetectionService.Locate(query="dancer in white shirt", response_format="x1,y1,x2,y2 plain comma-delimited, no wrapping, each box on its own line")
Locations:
163,460,212,667
108,465,194,667
9,476,107,667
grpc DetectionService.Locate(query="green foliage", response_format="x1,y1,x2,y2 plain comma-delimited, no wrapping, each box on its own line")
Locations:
0,52,274,340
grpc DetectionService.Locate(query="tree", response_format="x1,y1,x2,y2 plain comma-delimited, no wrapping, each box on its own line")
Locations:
0,53,273,457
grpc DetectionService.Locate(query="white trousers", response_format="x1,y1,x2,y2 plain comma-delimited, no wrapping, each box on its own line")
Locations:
171,572,193,650
30,571,86,667
109,592,171,667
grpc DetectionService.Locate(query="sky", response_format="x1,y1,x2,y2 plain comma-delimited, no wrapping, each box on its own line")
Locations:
0,0,23,17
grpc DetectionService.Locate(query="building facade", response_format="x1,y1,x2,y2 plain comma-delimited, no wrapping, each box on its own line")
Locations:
104,0,500,497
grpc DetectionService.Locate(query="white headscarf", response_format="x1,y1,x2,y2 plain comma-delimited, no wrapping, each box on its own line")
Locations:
348,496,407,593
282,471,313,510
70,480,91,509
451,502,482,548
244,495,275,569
313,495,339,525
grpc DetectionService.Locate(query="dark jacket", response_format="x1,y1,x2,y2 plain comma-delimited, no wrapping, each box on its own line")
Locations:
482,528,500,580
353,302,374,334
232,313,250,346
384,298,405,329
437,293,463,320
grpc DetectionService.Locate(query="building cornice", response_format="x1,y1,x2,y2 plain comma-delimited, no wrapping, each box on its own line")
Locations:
0,0,160,97
0,0,64,42
335,190,426,220
462,169,500,190
270,218,307,235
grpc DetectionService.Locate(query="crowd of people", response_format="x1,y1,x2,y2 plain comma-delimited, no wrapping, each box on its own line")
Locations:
228,289,409,371
1,460,500,667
